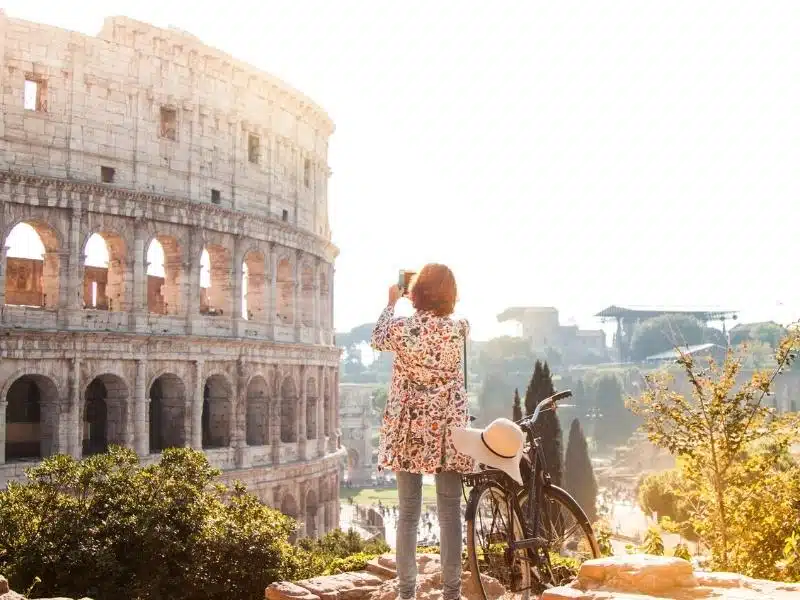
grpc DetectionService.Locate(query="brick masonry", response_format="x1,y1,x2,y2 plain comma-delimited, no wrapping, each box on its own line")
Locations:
0,11,343,538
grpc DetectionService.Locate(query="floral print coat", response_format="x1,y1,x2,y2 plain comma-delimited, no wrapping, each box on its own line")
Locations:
371,305,475,474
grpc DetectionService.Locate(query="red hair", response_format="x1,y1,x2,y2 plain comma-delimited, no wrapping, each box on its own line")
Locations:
410,263,457,317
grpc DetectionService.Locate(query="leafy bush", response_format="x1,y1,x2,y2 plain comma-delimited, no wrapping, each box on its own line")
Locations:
592,520,614,557
640,526,665,556
416,545,441,554
0,448,300,600
673,543,692,561
629,329,800,581
294,528,390,578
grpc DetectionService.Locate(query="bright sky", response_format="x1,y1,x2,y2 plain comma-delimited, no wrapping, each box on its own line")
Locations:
3,1,799,340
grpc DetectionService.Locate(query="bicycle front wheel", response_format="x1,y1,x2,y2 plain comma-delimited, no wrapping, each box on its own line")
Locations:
519,485,601,587
465,480,531,600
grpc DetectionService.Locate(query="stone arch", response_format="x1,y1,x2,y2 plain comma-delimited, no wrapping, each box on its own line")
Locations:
146,235,182,315
323,375,331,438
319,270,330,329
202,373,233,448
82,373,128,456
305,488,319,538
245,374,270,446
82,231,127,311
242,249,266,321
3,220,61,309
200,244,232,316
280,375,297,443
4,373,60,461
305,376,317,441
300,262,314,327
276,256,294,324
148,372,186,452
280,491,299,541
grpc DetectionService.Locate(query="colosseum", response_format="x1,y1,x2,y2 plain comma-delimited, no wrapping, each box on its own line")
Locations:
0,12,343,538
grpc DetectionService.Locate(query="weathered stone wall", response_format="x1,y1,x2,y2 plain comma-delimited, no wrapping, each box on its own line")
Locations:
0,11,343,539
0,11,333,237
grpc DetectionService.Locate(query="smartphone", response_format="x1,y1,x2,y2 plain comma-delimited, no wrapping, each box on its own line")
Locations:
398,270,416,296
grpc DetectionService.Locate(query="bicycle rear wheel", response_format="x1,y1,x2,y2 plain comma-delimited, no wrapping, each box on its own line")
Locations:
465,480,531,600
519,485,600,587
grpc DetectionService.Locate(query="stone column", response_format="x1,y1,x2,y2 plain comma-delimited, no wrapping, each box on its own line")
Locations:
0,199,7,303
333,368,341,449
134,359,148,456
234,359,248,468
313,259,321,341
317,365,325,455
293,250,302,340
0,399,7,464
268,242,277,335
66,208,83,313
68,357,81,458
326,367,336,454
298,365,307,460
185,242,201,329
232,236,244,322
130,219,148,330
270,396,280,465
192,360,203,450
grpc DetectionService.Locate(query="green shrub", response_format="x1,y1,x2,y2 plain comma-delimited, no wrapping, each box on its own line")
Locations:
640,526,665,556
0,447,299,600
324,552,376,575
416,545,440,554
673,543,692,561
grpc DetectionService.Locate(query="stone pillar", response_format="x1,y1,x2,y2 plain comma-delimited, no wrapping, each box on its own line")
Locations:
134,359,148,456
192,360,203,450
333,368,341,449
69,357,81,458
268,242,277,335
0,205,7,303
270,397,280,465
234,359,248,468
130,220,148,330
232,236,244,322
329,265,335,343
185,250,201,329
293,250,302,340
317,365,325,456
0,399,6,464
313,259,320,342
66,208,83,313
298,365,307,460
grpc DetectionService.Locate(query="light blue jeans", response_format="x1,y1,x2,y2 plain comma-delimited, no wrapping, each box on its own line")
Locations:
396,471,462,600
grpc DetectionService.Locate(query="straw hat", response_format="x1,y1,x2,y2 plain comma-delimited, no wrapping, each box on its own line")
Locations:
451,418,525,485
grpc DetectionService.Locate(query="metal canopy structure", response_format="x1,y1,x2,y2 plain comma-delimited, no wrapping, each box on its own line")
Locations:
595,305,738,322
595,305,739,363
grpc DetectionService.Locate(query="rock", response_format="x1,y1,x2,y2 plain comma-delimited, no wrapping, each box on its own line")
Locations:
266,581,321,600
370,569,504,600
576,554,697,594
0,577,9,595
542,554,800,600
299,572,385,600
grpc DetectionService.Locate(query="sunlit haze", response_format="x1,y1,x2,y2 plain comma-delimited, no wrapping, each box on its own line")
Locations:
6,1,799,340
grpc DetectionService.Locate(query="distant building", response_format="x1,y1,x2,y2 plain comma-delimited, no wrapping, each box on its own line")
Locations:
339,383,380,484
497,306,606,363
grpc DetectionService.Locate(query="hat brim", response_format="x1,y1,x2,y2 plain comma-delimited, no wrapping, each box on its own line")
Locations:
451,427,523,486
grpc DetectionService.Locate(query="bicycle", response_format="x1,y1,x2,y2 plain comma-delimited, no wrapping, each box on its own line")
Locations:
463,390,601,599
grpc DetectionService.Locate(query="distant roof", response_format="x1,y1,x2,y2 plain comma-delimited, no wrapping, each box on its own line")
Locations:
595,305,738,321
497,306,558,322
645,343,725,361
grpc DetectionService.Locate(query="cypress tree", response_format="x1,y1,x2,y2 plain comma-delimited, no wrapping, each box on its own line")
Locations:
525,361,563,487
524,360,543,416
564,418,598,522
512,388,522,421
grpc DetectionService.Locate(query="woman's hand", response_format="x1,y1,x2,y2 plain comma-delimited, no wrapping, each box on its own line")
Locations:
388,284,402,306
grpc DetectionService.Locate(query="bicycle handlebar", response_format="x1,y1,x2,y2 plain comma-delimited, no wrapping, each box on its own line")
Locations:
517,389,572,430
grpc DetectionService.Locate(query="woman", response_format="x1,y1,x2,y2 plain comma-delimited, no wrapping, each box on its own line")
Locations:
371,263,473,600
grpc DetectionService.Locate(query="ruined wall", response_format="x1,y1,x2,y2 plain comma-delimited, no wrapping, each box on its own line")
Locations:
0,11,344,538
0,12,333,238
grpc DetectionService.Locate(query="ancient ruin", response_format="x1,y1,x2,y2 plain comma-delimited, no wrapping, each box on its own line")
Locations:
0,12,342,537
